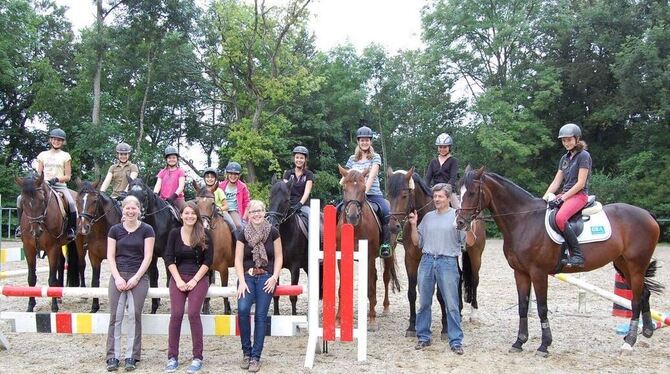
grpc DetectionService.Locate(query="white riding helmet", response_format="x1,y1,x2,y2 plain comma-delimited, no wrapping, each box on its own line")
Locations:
435,133,453,146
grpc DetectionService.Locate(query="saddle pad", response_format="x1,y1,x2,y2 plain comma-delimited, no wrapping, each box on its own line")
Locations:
544,208,612,245
48,187,67,218
365,200,382,232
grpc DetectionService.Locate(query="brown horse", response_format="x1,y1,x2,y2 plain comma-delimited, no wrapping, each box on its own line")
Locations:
387,167,487,339
338,165,400,331
75,180,121,312
455,167,663,355
192,182,235,314
15,173,79,312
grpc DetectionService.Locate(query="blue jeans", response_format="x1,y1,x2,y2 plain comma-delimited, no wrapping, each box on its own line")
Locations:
238,273,274,360
416,254,463,347
366,194,389,225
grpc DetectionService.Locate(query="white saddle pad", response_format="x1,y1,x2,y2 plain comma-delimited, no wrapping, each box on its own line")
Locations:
544,208,612,245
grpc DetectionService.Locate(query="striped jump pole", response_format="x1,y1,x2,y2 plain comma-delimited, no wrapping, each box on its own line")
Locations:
0,246,26,264
553,273,670,326
304,200,368,368
0,284,303,299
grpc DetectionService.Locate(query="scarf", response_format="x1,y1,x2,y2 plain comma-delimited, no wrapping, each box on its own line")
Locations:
244,220,272,268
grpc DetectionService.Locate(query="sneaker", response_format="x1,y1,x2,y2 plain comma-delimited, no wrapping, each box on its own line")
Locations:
451,345,464,355
240,355,250,370
106,358,119,372
164,358,179,373
186,359,203,373
248,359,261,372
379,243,392,258
414,340,431,350
124,358,137,371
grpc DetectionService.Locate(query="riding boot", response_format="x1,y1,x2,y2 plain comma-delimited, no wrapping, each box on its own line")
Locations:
379,223,392,258
15,206,22,238
67,211,77,242
561,222,584,268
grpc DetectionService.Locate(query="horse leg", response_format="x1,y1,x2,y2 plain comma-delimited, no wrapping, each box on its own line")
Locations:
48,247,63,312
290,266,300,316
436,284,448,341
149,257,160,314
405,262,418,337
532,275,552,357
77,242,87,288
510,270,531,353
468,245,483,323
201,270,214,315
382,258,391,316
26,246,38,312
90,258,102,313
222,268,232,315
640,286,653,338
623,272,645,351
367,256,378,332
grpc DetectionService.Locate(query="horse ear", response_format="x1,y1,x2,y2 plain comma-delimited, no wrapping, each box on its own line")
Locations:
192,180,200,194
92,176,101,190
126,174,134,185
338,164,349,177
475,166,485,178
75,177,83,189
407,167,414,178
271,174,277,185
361,168,369,178
36,172,44,186
386,166,394,179
464,165,472,174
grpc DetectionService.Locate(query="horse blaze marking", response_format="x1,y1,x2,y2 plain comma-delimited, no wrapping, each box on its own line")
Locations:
322,205,337,341
340,224,354,342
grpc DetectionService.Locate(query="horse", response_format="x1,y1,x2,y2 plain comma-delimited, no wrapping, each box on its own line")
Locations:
192,181,235,315
127,176,181,313
338,165,400,331
75,180,122,312
267,177,310,315
386,167,487,339
455,166,663,355
14,173,79,312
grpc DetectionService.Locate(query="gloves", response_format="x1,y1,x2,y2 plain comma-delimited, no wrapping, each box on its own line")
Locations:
48,177,60,185
167,192,178,203
290,202,302,214
547,197,563,210
542,193,553,202
117,191,128,201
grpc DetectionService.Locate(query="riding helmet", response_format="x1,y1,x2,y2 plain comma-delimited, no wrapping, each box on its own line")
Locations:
356,126,374,139
49,128,67,140
203,167,218,178
164,145,179,158
115,142,132,153
557,123,582,139
225,161,242,174
435,133,453,146
292,146,309,157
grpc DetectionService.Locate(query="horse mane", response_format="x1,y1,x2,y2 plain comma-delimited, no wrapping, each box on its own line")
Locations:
80,181,97,194
464,169,536,200
270,179,289,199
21,175,38,198
412,174,432,196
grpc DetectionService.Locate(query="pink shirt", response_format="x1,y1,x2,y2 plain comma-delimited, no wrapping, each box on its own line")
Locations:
218,179,250,218
156,167,185,200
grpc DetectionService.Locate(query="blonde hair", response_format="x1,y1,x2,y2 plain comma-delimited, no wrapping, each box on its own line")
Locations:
248,199,266,212
354,144,377,161
121,195,141,209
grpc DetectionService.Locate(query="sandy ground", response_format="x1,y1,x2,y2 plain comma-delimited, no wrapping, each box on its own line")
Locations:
1,239,670,373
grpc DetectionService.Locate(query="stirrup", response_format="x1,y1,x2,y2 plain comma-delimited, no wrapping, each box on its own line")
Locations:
563,256,585,268
379,243,392,258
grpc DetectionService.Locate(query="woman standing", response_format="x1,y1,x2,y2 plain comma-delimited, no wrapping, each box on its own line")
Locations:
154,146,186,211
543,123,592,268
105,195,155,371
345,126,391,258
219,161,250,230
425,133,460,209
235,200,283,373
163,202,213,374
282,146,313,220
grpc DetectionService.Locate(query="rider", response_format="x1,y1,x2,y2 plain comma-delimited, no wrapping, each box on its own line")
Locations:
425,133,460,209
153,146,186,211
100,142,139,199
345,126,392,258
202,167,237,232
542,123,592,268
282,146,313,222
218,161,250,230
16,128,77,241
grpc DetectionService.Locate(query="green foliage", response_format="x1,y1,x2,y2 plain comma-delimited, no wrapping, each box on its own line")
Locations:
246,181,270,206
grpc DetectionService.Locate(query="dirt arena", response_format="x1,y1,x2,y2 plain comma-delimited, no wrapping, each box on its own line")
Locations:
1,239,669,373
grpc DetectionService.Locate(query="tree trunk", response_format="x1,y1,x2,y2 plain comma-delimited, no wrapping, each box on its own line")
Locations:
245,97,264,183
136,48,153,158
91,0,104,175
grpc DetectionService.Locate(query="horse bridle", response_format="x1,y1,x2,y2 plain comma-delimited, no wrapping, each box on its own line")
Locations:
456,178,485,227
197,197,219,229
79,192,116,230
23,184,66,239
342,198,364,225
389,186,434,226
266,203,293,226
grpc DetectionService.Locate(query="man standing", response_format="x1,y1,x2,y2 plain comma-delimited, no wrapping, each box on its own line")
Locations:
409,183,465,355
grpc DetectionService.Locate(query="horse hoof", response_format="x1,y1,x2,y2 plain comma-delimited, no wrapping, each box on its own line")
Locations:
382,309,390,317
620,342,633,355
367,323,379,332
508,347,523,353
535,349,549,358
405,330,416,338
642,328,654,339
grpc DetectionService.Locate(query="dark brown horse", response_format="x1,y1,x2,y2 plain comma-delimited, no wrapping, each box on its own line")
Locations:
15,173,79,312
192,182,235,314
387,167,486,339
455,167,663,355
338,165,400,331
75,180,121,312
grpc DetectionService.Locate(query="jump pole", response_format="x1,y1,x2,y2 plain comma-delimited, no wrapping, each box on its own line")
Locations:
553,273,670,326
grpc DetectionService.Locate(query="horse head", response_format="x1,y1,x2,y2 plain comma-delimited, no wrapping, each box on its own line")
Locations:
267,177,291,229
338,165,368,226
386,167,416,234
76,179,102,235
15,173,48,238
193,181,217,228
127,176,154,216
456,166,488,231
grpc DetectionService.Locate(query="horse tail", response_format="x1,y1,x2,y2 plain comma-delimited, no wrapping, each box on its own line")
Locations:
643,260,664,295
385,254,401,293
66,241,80,287
462,250,475,304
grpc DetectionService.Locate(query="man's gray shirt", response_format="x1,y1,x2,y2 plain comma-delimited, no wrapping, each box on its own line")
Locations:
417,208,465,257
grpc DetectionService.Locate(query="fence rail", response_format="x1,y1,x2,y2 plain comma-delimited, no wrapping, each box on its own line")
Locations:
0,207,18,240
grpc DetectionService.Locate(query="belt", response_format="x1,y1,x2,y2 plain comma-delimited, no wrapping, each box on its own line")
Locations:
248,267,268,276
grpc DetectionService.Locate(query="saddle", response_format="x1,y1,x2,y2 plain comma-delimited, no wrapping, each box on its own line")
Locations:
544,195,612,245
46,185,68,219
365,200,384,236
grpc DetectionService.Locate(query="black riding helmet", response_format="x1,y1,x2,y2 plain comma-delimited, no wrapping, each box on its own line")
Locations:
356,126,374,139
292,145,309,157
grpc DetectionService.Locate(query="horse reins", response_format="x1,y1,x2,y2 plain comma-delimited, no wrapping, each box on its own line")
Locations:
23,185,67,240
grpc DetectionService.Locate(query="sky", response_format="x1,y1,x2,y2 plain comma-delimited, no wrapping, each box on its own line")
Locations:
52,0,426,171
